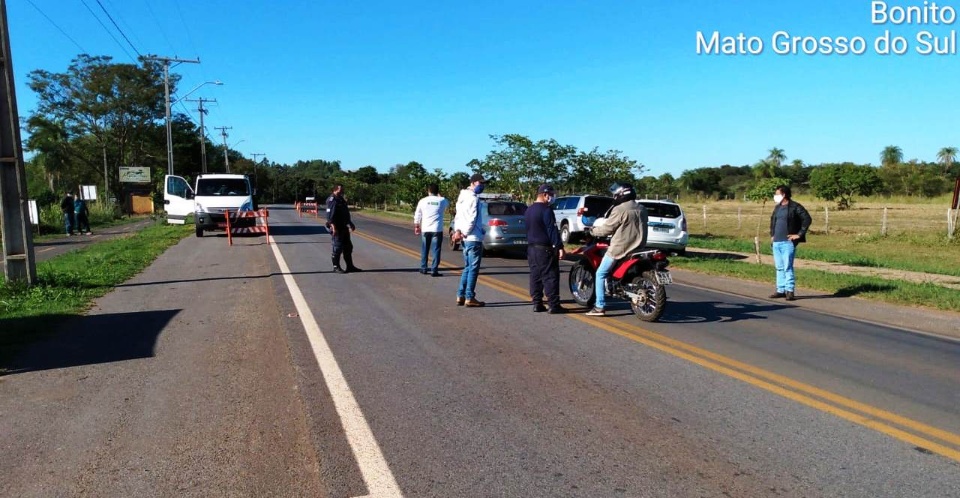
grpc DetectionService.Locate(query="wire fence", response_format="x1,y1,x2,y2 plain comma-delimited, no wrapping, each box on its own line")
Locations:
682,201,959,240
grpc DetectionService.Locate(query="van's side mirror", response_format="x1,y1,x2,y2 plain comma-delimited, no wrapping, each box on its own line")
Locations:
186,191,194,200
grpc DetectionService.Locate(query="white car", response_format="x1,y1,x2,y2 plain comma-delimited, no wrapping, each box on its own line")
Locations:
637,199,688,255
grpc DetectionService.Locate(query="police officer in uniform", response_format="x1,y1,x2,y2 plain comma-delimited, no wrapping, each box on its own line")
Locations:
525,184,566,313
326,184,362,273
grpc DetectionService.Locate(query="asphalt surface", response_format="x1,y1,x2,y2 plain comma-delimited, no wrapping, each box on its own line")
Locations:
1,205,958,497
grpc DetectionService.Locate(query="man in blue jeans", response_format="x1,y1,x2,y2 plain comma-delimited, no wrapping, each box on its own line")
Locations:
769,185,812,301
585,183,647,317
414,183,449,277
452,173,486,307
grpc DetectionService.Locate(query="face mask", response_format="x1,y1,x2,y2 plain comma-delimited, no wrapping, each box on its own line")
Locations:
473,184,485,195
773,194,784,204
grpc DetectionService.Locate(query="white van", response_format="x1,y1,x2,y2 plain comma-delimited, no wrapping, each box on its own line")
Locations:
164,174,257,237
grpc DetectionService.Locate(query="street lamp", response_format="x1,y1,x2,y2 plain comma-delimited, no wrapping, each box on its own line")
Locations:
164,80,223,176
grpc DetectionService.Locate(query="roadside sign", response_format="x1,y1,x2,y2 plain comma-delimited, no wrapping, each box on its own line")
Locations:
81,185,97,201
27,200,38,225
119,166,151,183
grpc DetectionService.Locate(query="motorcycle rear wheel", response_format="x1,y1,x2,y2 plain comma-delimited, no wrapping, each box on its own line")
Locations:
569,262,596,307
630,272,667,322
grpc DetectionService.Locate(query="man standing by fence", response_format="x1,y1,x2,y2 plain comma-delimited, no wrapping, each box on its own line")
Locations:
769,185,812,301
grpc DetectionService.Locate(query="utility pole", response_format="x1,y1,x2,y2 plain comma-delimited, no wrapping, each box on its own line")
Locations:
143,55,200,176
251,152,265,182
185,98,216,173
0,0,36,284
215,126,232,172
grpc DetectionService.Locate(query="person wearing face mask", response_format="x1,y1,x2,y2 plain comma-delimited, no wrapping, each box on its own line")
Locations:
452,173,487,307
769,185,812,301
524,184,567,313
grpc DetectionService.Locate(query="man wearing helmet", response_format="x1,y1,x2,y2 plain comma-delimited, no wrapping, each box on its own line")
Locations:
584,183,649,316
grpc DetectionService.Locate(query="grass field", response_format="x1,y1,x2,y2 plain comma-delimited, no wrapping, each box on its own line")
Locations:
679,195,960,276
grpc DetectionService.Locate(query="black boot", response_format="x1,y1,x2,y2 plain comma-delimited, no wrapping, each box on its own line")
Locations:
332,256,345,274
344,254,362,273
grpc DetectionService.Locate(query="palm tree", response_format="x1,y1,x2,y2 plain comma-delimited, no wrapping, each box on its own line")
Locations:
767,147,787,168
880,145,903,167
937,146,957,174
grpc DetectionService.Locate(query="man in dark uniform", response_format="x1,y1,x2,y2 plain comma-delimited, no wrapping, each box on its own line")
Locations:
525,184,566,313
326,184,362,273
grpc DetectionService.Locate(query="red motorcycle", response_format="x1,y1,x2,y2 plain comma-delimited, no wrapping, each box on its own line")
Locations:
567,236,673,322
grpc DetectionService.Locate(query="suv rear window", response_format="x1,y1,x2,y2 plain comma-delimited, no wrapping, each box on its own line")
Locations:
583,197,614,215
486,202,527,216
639,202,682,218
197,178,250,196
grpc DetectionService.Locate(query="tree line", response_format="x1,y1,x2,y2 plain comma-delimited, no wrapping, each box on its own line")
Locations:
21,55,960,214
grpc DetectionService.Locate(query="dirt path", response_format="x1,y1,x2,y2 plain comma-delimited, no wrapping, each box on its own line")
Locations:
688,248,960,290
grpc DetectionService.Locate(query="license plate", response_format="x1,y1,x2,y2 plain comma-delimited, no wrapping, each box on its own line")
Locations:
513,239,527,245
655,271,673,285
653,227,670,233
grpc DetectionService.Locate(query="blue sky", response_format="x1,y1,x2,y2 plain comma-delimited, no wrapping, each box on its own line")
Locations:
9,1,960,177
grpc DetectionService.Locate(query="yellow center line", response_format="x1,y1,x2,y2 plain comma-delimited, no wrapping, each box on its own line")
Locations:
344,221,960,462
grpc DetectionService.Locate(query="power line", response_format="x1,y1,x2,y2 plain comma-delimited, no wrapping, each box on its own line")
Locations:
79,0,136,62
142,0,175,54
25,0,86,52
95,0,141,57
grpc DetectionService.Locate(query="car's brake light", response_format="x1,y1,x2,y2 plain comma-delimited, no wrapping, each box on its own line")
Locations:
488,219,508,227
681,217,687,232
652,251,667,261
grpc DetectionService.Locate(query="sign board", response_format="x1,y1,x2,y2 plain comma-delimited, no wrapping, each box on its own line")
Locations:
119,166,151,183
81,185,97,201
28,200,39,225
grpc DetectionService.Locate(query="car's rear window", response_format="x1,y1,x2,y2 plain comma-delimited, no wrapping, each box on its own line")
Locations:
639,202,682,218
487,202,527,216
583,197,614,215
197,178,250,196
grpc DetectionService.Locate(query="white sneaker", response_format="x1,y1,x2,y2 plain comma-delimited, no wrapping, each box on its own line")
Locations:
585,307,605,316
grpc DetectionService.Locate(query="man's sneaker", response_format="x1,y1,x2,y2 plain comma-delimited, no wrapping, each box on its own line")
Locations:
769,292,786,299
419,269,427,274
547,306,567,314
533,303,547,313
333,266,346,274
431,271,441,277
785,291,796,301
464,298,486,307
345,266,363,273
585,307,605,316
456,296,465,306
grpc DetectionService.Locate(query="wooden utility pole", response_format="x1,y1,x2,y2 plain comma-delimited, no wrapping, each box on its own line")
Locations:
185,98,216,173
143,55,199,176
215,126,232,172
0,0,36,284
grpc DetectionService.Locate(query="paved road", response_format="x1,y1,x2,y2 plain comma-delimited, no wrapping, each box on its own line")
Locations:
1,205,958,497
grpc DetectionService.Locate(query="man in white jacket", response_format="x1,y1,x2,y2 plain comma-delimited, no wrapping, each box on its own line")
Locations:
414,183,450,277
452,173,487,307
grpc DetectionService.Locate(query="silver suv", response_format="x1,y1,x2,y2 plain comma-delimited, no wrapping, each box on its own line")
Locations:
637,199,688,255
551,194,614,243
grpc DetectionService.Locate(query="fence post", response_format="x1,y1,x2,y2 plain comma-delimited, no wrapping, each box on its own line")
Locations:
737,207,742,230
754,236,762,264
949,208,956,240
824,206,829,234
702,205,707,230
881,207,888,237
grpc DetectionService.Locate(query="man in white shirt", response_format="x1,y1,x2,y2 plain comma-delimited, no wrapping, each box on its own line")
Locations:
452,173,487,307
414,183,450,277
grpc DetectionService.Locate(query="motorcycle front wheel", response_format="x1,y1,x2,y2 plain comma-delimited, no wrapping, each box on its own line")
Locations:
630,272,667,322
568,262,596,307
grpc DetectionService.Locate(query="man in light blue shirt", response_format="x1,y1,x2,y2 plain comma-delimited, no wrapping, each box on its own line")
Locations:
414,183,450,277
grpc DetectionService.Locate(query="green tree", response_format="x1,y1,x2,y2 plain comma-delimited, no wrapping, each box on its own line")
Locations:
809,163,882,210
937,146,957,174
880,145,903,167
767,147,787,168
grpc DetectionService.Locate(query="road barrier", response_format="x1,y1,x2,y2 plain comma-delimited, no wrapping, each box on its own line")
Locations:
297,201,319,218
224,208,270,246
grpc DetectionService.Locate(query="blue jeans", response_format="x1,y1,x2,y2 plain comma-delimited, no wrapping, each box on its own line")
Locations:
458,241,483,300
63,212,75,234
420,232,442,273
773,241,796,292
594,254,616,310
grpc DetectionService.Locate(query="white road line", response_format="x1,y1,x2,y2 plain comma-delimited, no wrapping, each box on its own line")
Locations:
269,236,403,498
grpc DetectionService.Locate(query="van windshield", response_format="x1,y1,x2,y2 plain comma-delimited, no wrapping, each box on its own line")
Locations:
197,178,250,196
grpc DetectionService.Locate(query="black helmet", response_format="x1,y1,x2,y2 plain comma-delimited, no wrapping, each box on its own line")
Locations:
609,182,636,205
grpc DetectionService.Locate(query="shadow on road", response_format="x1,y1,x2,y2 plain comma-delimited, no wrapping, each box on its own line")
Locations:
832,283,898,297
659,300,790,324
0,310,180,376
270,223,331,236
